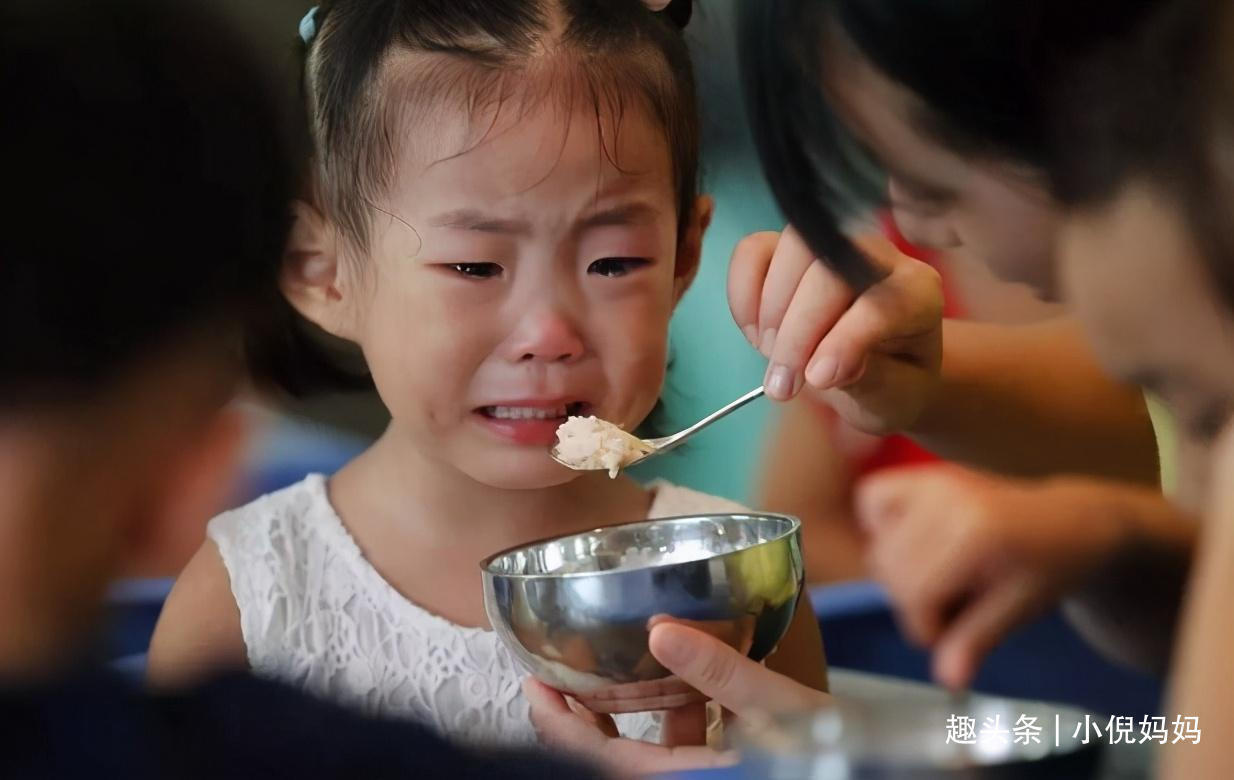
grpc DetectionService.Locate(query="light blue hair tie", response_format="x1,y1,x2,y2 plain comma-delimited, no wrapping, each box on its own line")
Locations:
299,6,319,45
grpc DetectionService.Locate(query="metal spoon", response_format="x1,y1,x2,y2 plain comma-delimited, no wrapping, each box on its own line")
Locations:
550,385,766,473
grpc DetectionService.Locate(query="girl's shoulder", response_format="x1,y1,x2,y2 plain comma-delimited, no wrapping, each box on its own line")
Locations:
644,479,751,518
205,473,355,602
204,473,364,675
207,473,335,546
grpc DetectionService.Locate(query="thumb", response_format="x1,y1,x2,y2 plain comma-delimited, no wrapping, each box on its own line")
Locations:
649,623,828,717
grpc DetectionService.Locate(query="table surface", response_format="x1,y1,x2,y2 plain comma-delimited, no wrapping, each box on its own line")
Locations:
658,668,1153,780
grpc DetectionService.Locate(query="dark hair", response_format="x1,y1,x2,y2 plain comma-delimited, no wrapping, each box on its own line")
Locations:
738,0,1165,291
253,0,698,398
0,0,298,406
1052,0,1234,311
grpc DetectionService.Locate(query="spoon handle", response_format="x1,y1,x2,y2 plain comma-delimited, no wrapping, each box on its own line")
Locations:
652,385,766,453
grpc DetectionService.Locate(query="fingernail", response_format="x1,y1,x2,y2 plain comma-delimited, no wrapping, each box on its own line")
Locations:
765,363,798,399
742,324,758,348
758,327,777,358
806,355,838,388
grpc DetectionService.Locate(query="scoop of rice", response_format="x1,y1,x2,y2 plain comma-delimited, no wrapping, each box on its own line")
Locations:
553,416,654,478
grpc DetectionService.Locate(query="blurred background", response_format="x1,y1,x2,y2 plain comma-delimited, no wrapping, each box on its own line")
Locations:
109,0,1165,722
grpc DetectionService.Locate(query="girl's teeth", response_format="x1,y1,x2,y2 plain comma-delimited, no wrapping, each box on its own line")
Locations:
488,406,568,420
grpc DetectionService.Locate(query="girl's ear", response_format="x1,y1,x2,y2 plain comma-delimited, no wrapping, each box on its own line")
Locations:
673,195,714,305
280,200,358,340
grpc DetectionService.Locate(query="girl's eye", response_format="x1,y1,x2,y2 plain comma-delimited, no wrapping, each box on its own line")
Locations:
588,257,650,278
448,262,503,279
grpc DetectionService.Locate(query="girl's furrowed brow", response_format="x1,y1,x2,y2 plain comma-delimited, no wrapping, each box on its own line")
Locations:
576,201,660,230
428,208,532,235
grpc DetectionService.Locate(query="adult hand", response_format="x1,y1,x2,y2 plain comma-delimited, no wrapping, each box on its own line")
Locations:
728,228,943,434
525,622,830,776
572,614,755,715
858,465,1179,689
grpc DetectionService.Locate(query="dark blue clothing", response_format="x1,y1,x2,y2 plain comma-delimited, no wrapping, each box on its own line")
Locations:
0,669,601,779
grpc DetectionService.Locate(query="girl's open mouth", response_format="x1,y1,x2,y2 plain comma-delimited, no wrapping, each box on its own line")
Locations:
477,402,588,421
474,402,592,446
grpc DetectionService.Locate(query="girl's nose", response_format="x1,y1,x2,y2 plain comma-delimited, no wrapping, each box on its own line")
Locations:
505,307,585,364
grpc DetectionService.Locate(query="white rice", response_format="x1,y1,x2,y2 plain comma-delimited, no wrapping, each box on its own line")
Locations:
553,415,655,478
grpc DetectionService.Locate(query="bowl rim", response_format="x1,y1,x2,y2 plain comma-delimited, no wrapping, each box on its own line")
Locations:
478,511,802,580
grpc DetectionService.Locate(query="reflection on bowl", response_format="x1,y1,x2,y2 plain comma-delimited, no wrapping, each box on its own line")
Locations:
481,513,804,710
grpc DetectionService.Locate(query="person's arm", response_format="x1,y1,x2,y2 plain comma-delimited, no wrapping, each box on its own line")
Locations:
146,540,248,688
1057,482,1195,674
729,229,1160,486
858,467,1195,687
910,318,1159,485
1160,428,1234,779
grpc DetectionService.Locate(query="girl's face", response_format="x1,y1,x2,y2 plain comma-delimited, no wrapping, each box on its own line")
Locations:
295,100,706,490
822,44,1062,296
1059,185,1234,504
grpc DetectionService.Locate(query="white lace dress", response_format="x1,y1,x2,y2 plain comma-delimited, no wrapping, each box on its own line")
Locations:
208,473,750,747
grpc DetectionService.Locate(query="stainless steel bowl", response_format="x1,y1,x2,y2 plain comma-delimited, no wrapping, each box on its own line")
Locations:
481,512,804,709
